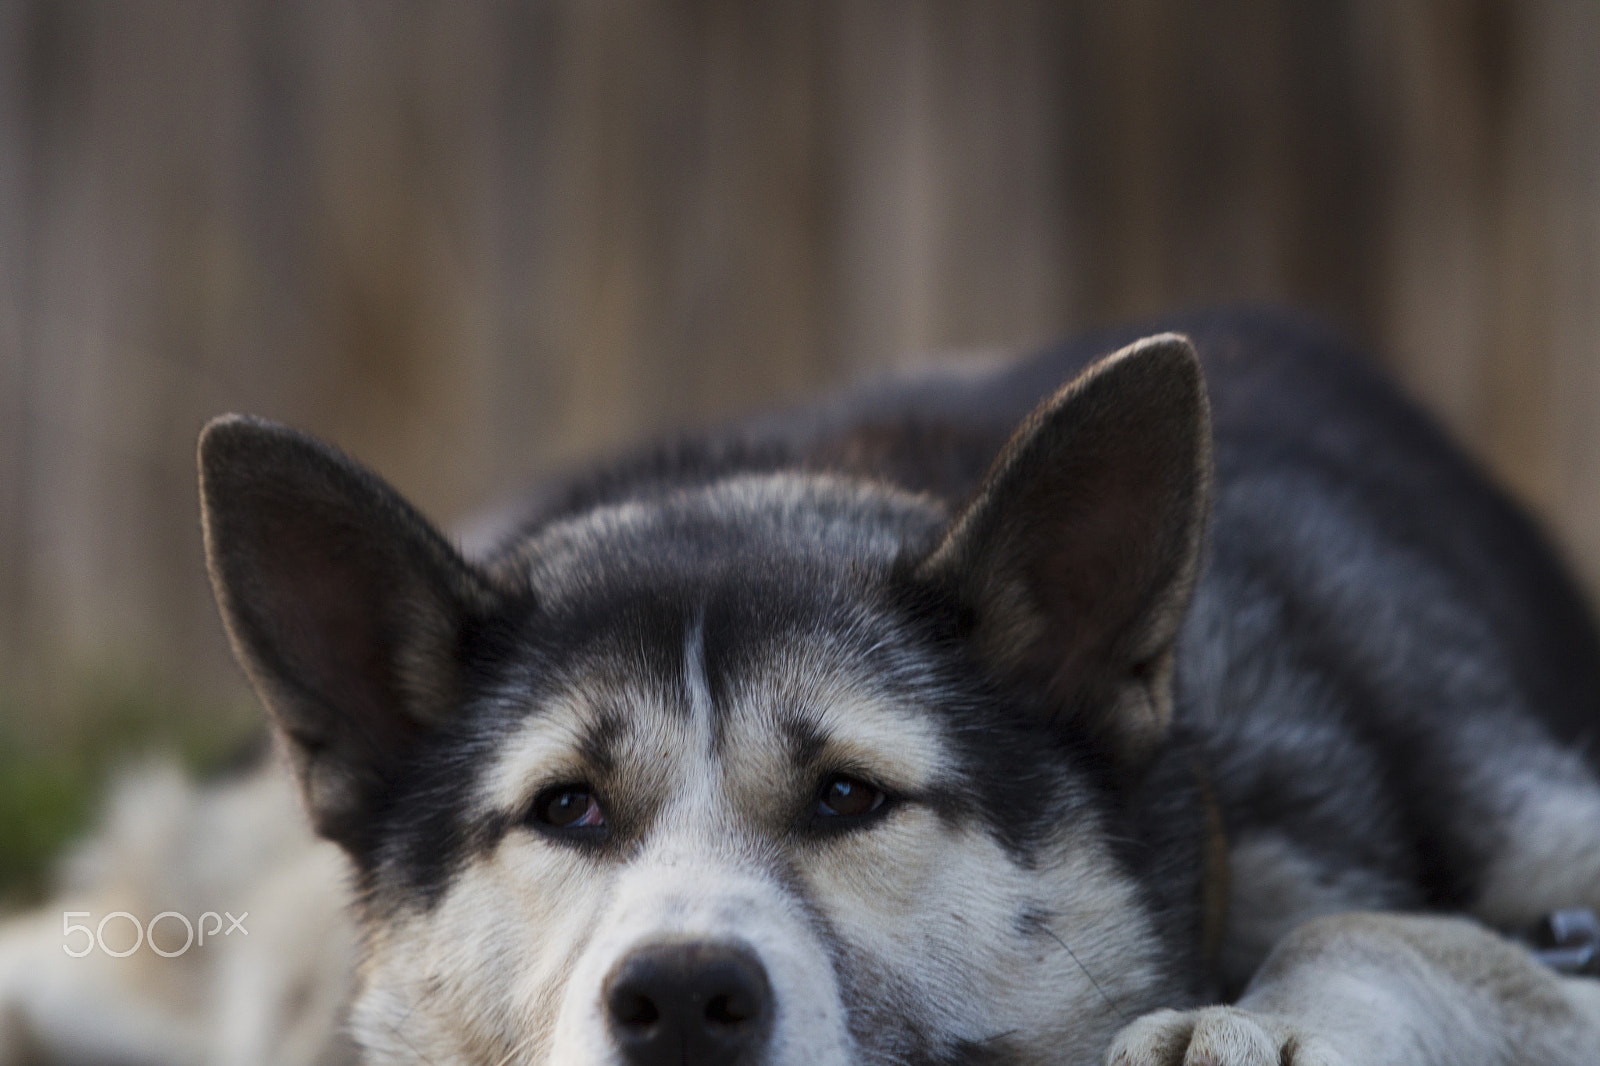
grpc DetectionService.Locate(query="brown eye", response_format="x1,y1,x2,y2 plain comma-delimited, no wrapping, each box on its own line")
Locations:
816,775,886,819
532,786,606,831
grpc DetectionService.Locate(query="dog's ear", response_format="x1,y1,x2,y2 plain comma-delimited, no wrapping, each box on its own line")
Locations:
199,415,496,850
916,334,1211,769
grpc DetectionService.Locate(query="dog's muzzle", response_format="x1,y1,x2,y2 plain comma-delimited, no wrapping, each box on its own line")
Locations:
603,939,773,1066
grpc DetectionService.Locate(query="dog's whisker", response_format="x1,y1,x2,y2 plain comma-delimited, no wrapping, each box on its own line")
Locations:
377,997,443,1066
489,1031,539,1066
1040,926,1131,1024
384,1020,442,1066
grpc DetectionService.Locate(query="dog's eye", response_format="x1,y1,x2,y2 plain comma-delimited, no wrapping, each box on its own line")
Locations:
815,775,886,820
531,785,606,831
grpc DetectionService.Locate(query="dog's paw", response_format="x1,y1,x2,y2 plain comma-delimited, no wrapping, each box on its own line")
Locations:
1105,1007,1348,1066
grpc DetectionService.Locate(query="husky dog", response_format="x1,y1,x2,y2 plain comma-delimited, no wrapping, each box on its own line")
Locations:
199,309,1600,1065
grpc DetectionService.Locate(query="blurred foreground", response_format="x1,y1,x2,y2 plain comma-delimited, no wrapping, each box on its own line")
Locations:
0,756,355,1065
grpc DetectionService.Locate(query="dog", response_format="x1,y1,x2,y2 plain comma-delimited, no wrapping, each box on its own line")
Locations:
198,308,1600,1065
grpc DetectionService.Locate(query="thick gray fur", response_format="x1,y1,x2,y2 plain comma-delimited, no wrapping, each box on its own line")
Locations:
200,308,1600,1065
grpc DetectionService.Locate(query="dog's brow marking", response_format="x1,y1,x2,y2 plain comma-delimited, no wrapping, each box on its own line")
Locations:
576,706,625,775
780,713,827,767
802,693,947,793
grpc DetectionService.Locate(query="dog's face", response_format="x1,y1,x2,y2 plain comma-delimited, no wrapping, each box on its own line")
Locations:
199,336,1211,1066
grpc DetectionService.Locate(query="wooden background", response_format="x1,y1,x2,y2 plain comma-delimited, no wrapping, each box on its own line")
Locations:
2,1,1599,736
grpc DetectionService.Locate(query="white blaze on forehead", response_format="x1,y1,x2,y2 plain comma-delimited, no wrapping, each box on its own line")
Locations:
684,613,713,724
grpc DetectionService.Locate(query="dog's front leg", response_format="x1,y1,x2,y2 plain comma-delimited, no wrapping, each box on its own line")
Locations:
1106,912,1600,1066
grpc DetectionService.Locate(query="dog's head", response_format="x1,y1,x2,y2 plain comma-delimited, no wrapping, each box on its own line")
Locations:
199,335,1211,1066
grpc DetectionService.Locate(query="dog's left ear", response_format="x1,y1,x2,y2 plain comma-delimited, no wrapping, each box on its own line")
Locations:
915,333,1211,769
198,415,499,849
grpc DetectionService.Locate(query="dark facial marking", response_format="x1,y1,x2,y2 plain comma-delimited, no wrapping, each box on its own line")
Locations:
576,705,628,776
780,714,827,769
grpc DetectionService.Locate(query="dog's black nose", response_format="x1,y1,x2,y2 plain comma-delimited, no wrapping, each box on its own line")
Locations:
604,940,773,1066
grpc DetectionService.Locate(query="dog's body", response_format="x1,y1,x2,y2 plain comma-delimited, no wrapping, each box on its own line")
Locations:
199,309,1600,1065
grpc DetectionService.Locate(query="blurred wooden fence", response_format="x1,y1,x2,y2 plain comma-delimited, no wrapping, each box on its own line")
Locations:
2,1,1599,722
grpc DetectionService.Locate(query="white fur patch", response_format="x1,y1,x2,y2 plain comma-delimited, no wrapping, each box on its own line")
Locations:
1471,750,1600,928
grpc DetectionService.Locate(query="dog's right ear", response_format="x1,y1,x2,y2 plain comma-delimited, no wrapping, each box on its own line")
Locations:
199,415,497,851
913,334,1211,772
